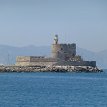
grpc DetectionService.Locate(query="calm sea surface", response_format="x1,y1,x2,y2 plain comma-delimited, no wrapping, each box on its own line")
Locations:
0,71,107,107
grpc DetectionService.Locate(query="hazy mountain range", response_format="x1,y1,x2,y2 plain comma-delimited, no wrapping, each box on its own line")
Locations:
0,45,106,68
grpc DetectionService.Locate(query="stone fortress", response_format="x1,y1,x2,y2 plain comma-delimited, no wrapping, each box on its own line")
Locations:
16,35,96,68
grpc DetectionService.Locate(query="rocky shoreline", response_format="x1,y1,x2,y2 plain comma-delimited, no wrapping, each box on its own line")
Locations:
0,65,103,73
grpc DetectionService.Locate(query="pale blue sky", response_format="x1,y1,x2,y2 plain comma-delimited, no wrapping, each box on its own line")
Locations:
0,0,107,52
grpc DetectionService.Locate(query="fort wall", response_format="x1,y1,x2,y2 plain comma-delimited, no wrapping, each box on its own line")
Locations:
54,61,96,67
16,56,96,67
16,56,57,66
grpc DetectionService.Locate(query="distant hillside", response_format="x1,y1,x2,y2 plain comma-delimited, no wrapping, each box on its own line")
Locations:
0,45,51,65
0,45,106,68
76,47,106,68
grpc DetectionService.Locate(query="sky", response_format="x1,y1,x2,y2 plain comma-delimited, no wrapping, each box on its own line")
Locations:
0,0,107,52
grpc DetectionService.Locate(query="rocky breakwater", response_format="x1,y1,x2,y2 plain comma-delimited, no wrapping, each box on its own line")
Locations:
0,65,103,73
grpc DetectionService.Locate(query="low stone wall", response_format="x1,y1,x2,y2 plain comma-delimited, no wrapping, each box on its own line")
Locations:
16,61,57,67
16,56,57,66
16,56,96,68
54,61,96,67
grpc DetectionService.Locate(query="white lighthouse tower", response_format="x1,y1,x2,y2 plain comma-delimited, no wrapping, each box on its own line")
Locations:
54,34,58,44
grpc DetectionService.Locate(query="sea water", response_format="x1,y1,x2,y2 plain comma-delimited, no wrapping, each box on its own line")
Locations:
0,71,107,107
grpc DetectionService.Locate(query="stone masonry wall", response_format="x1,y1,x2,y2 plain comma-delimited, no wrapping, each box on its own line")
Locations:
16,56,57,66
52,43,76,60
54,61,96,67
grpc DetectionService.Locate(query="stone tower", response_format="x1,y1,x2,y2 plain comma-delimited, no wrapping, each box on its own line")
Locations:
52,35,60,59
52,35,76,60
